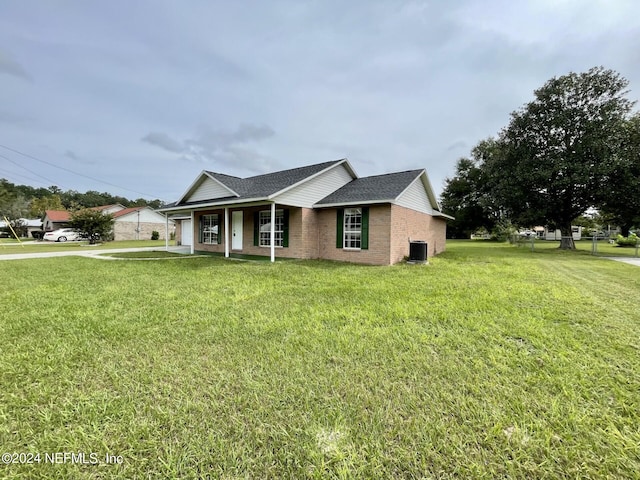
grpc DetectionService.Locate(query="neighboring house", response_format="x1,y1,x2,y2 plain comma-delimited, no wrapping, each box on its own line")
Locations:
112,206,174,241
159,159,452,265
42,210,72,231
0,218,43,237
43,205,173,241
535,226,582,241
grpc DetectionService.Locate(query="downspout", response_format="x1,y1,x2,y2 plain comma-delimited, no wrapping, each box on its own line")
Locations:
190,210,195,255
270,202,275,263
224,207,229,258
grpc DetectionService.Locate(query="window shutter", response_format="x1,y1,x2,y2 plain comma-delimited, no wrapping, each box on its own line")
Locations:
216,214,221,244
253,211,259,246
336,208,344,248
283,209,289,248
198,215,203,243
361,207,369,250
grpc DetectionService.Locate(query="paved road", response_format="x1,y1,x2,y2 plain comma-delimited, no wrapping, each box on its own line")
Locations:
0,246,190,261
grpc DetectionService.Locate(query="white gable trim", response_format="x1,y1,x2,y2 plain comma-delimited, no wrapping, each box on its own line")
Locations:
313,199,394,209
268,159,357,200
395,170,440,210
394,173,434,215
272,161,357,208
176,171,239,204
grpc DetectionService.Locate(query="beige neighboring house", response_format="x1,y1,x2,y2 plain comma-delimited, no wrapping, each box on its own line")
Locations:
160,159,452,265
112,206,174,241
43,204,173,241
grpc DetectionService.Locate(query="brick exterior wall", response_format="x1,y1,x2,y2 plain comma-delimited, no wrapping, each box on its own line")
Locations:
389,204,447,263
317,205,392,265
175,222,182,245
113,221,170,241
193,210,226,254
190,203,447,265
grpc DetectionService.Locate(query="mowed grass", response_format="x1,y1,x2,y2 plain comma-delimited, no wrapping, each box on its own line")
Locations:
0,241,638,479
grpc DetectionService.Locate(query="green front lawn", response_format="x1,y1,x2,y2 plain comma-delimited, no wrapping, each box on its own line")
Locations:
1,241,638,478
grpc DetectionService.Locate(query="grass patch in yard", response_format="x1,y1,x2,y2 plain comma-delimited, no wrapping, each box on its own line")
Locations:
0,240,639,478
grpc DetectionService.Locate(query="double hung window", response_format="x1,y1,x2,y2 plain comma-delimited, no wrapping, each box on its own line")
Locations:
259,210,284,247
343,208,362,249
200,214,219,244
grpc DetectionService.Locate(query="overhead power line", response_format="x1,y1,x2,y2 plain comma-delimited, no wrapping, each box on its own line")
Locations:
0,153,67,188
0,166,56,187
0,143,165,200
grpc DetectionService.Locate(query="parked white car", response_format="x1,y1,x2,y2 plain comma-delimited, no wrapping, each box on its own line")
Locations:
43,228,83,242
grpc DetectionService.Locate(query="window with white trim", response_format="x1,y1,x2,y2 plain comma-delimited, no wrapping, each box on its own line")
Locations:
259,209,284,247
343,207,362,249
201,214,219,244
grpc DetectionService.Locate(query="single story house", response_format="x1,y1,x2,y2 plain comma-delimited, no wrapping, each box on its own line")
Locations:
160,159,452,265
43,205,173,241
0,218,43,238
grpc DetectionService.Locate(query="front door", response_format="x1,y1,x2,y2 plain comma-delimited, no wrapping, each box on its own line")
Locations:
232,211,243,250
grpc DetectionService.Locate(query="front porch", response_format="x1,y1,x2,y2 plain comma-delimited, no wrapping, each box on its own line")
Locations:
164,203,313,263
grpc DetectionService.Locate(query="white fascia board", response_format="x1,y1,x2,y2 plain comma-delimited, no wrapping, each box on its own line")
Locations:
420,171,441,210
433,211,455,220
268,158,358,200
159,197,270,214
175,171,239,205
313,199,393,209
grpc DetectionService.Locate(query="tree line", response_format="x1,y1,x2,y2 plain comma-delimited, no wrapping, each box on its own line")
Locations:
0,179,163,217
440,67,640,249
0,179,164,236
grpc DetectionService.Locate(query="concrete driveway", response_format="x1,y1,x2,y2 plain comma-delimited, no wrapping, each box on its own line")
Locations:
0,246,190,261
604,256,640,267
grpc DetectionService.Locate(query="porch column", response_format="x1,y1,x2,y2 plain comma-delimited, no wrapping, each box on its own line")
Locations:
190,210,195,255
270,202,275,263
224,207,229,258
164,213,169,251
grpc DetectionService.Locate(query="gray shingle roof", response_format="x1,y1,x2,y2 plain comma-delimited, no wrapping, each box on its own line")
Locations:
315,169,424,206
203,159,344,200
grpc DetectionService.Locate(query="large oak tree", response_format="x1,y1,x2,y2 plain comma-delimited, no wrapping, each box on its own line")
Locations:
484,67,634,249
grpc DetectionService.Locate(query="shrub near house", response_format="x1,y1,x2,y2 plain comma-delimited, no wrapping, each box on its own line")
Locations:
616,233,639,247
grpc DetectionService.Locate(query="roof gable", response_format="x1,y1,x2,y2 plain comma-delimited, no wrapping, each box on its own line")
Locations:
112,207,144,218
177,171,240,204
172,159,349,208
315,170,424,207
44,210,71,222
272,161,357,207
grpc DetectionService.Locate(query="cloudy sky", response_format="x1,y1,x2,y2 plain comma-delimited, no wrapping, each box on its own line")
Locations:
1,1,639,202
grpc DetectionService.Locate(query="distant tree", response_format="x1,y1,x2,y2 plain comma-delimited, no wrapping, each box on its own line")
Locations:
599,113,640,236
440,141,500,238
29,194,65,218
484,67,634,249
0,194,30,237
69,208,114,244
